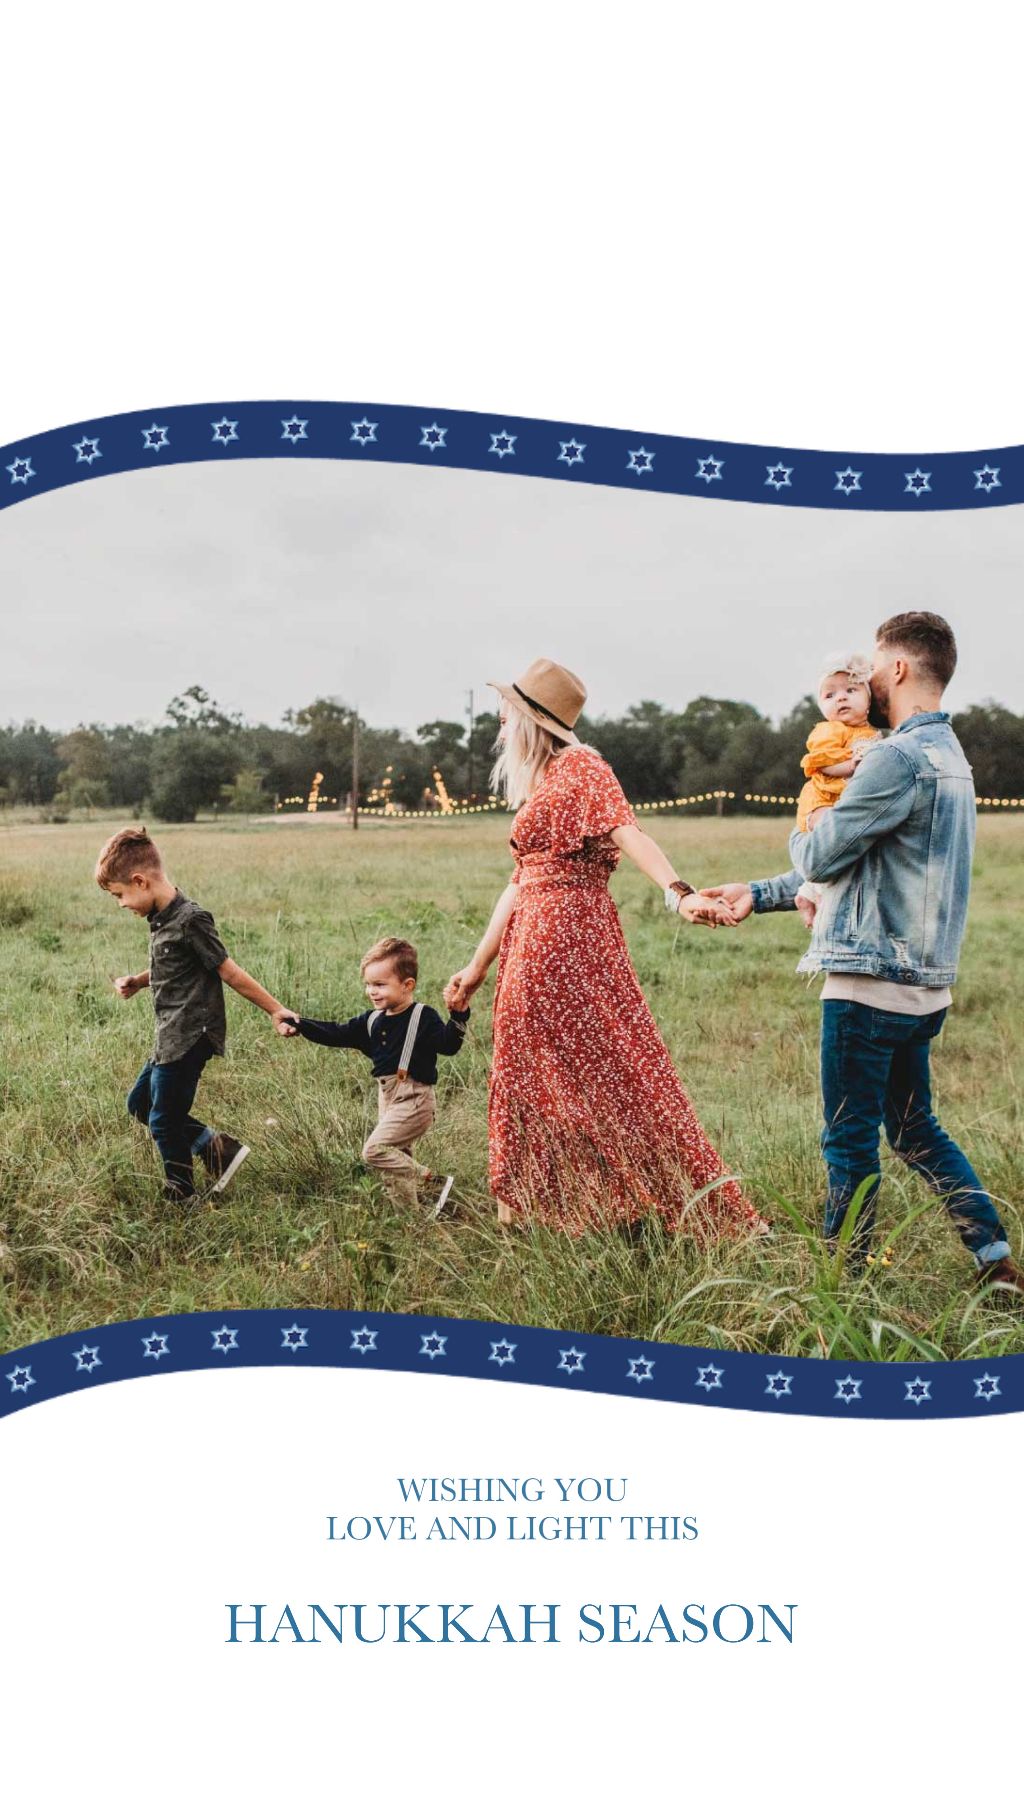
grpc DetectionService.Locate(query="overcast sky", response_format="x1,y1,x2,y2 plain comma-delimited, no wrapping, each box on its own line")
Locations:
2,459,1022,735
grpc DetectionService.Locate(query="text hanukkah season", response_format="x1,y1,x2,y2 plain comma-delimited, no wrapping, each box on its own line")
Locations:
225,1602,797,1646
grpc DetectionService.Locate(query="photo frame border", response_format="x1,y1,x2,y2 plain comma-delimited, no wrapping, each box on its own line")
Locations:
3,398,1021,1422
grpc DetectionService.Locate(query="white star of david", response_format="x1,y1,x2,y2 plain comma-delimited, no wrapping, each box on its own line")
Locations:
765,1371,792,1399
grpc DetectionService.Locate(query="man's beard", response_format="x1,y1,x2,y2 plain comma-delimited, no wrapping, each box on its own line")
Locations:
867,678,891,729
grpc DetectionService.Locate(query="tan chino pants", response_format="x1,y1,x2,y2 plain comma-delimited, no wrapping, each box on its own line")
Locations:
361,1075,436,1209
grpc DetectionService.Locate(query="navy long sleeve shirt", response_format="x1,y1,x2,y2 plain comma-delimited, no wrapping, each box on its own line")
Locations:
296,1003,470,1085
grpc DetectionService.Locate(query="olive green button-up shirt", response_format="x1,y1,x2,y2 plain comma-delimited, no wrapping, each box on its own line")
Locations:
147,891,229,1064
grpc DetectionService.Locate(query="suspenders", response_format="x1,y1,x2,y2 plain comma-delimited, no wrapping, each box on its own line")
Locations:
368,1002,426,1081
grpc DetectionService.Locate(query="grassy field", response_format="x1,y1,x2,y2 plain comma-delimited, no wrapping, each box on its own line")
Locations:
2,813,1022,1362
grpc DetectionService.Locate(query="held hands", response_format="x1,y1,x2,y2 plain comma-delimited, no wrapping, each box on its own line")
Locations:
444,963,486,1012
272,1008,301,1037
696,882,755,923
700,880,819,929
676,891,739,928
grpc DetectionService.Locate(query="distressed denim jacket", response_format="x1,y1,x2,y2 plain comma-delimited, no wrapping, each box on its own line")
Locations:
750,711,975,987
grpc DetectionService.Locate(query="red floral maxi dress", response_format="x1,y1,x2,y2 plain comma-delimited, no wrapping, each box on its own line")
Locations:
488,745,761,1236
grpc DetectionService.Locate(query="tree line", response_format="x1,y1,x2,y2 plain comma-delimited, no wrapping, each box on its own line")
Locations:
3,684,1024,820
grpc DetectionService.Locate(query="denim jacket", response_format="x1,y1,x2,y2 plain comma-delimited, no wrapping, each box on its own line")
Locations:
750,711,975,987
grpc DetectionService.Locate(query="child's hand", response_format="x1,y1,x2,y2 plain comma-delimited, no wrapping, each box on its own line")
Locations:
113,974,142,999
851,738,872,766
795,893,818,929
273,1009,301,1037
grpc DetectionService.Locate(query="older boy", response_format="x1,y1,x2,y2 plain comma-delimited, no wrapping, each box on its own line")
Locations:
276,936,468,1216
96,826,294,1203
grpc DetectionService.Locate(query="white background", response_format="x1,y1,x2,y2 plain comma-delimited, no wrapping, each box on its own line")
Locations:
3,5,1023,1815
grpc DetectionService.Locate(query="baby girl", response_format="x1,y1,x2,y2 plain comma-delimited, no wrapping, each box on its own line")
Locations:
795,652,883,922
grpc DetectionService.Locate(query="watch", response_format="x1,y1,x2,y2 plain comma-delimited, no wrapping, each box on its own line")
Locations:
664,880,696,912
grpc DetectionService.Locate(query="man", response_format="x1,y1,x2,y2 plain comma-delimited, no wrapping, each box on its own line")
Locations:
704,611,1021,1286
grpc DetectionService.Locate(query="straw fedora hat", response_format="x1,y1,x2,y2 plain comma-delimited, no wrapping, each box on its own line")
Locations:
488,658,586,745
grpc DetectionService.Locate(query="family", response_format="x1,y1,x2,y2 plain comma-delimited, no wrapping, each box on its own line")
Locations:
96,610,1021,1291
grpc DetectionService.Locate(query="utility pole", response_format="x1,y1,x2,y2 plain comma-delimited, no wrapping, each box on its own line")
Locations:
466,688,475,801
351,708,359,832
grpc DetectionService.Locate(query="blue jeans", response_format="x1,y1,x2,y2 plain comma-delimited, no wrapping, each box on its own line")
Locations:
820,1000,1009,1265
127,1035,215,1195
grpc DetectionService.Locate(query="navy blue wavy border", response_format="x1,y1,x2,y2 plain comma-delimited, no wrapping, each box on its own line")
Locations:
0,1310,1015,1421
1,400,1021,512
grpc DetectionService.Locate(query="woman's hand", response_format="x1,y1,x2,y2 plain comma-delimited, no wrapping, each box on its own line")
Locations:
676,891,739,928
444,962,487,1011
698,883,754,922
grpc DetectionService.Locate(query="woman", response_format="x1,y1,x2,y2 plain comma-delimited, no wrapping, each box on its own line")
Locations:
445,658,763,1237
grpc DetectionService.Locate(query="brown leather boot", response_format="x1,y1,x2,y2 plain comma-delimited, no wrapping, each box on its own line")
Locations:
977,1257,1024,1292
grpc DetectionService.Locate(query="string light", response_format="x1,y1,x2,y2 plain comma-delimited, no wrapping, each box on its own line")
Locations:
274,784,1024,820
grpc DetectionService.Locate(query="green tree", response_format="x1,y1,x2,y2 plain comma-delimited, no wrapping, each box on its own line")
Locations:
953,703,1024,797
55,725,112,809
467,709,500,799
0,721,61,804
678,696,766,769
148,689,241,821
416,719,470,796
104,723,155,811
221,768,274,814
583,701,689,800
166,684,241,734
149,729,239,822
285,697,358,797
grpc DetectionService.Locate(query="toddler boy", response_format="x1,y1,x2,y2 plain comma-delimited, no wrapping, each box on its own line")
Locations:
276,936,468,1216
96,826,294,1202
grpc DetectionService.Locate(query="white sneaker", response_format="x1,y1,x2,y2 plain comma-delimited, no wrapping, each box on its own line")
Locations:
431,1174,455,1218
206,1135,251,1193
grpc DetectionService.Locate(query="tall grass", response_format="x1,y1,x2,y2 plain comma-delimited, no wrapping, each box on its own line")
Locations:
1,814,1022,1360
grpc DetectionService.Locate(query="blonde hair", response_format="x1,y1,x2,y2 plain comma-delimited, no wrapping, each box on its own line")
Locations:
95,826,163,889
490,704,572,809
361,936,418,981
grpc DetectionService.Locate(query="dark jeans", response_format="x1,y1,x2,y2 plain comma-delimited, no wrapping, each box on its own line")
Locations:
820,999,1009,1265
127,1035,215,1195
